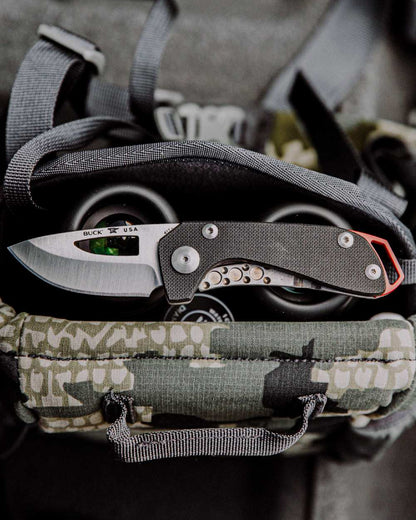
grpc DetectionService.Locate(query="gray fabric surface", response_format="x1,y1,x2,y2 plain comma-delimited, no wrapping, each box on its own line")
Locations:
311,426,416,520
262,0,387,111
0,0,331,105
1,0,416,121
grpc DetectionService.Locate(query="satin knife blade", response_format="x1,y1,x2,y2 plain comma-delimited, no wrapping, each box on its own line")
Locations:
8,222,404,304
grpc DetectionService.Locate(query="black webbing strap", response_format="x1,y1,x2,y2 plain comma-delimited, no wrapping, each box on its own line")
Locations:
128,0,178,133
289,71,362,183
262,0,387,111
288,71,408,218
3,117,143,211
5,25,102,162
104,391,327,463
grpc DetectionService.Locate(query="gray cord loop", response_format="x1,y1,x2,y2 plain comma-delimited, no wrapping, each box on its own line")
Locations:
4,117,143,211
105,391,327,463
129,0,178,132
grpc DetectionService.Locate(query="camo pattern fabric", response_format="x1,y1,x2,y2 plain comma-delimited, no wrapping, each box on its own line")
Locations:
0,300,415,435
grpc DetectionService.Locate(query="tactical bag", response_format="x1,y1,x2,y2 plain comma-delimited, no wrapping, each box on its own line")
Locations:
2,0,416,463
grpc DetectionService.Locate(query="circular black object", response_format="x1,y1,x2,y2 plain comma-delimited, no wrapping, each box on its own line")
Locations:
259,202,354,320
63,183,178,231
164,294,235,322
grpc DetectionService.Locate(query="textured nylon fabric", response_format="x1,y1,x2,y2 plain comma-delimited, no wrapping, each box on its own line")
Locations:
5,32,91,162
129,0,178,131
394,259,416,286
262,0,387,111
105,392,327,462
86,1,178,125
87,78,133,120
3,117,143,210
34,140,416,258
358,172,408,219
289,71,363,183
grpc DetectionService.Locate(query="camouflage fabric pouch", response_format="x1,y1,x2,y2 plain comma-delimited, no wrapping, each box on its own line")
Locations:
1,300,415,462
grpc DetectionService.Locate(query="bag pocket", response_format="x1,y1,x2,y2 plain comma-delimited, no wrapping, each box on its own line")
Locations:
1,301,415,460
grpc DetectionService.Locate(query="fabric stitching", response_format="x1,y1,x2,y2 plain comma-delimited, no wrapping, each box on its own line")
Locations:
18,314,29,356
15,353,415,363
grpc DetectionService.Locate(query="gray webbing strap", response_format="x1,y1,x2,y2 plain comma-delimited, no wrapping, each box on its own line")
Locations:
6,0,177,144
262,0,387,111
3,117,141,211
129,0,178,132
394,259,416,286
87,79,133,121
104,391,327,463
358,172,408,219
5,26,101,162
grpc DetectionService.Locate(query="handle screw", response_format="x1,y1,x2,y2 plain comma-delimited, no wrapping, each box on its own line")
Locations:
202,224,218,239
365,264,381,280
338,232,354,248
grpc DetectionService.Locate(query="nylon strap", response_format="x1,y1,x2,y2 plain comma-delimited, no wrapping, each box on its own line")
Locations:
5,27,98,162
262,0,387,111
87,79,133,120
3,117,143,211
289,71,408,218
289,71,362,183
394,259,416,286
5,0,177,155
357,173,408,219
87,0,179,125
104,391,327,463
128,0,178,132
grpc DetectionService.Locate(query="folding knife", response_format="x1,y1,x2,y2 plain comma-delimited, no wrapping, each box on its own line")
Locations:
8,222,404,304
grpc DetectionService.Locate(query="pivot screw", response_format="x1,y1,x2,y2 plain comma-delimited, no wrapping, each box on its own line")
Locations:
202,224,218,239
365,264,381,280
171,246,200,274
338,232,354,249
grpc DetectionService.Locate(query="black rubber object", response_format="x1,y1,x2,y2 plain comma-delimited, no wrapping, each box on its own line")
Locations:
158,222,385,304
62,183,178,230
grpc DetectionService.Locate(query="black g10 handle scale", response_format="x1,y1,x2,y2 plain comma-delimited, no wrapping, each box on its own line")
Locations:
158,222,404,304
